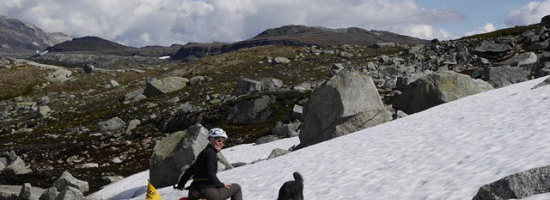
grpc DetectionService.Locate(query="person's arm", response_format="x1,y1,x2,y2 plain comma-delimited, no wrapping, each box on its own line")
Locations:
205,151,224,188
175,163,195,190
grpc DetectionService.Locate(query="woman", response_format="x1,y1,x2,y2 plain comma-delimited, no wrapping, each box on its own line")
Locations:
175,128,243,200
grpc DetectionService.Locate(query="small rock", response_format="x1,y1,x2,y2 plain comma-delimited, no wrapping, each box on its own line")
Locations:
79,163,99,168
111,157,122,164
126,119,141,135
255,135,279,144
98,117,126,132
268,148,290,159
273,57,290,64
102,176,124,184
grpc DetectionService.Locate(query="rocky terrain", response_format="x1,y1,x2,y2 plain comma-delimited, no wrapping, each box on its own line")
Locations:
0,15,550,200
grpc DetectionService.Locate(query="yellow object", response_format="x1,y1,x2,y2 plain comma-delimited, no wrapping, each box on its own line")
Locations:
146,181,162,200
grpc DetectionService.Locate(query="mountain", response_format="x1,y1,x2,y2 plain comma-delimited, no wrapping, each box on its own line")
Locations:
0,15,71,55
46,36,135,53
252,25,427,45
89,76,550,200
171,25,428,60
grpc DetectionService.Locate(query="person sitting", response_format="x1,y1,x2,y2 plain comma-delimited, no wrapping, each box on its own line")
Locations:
175,128,243,200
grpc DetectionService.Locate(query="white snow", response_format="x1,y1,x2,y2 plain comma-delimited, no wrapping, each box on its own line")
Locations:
89,76,550,200
158,56,170,60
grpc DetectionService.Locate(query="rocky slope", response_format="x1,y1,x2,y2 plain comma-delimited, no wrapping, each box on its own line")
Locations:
0,16,71,56
172,25,428,60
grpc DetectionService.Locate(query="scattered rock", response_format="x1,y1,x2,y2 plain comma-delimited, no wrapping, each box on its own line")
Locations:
477,66,531,88
98,117,126,132
46,69,72,83
52,171,89,193
125,119,141,134
255,135,279,144
111,157,122,164
105,80,120,88
472,165,550,200
78,163,98,168
260,78,283,91
267,148,290,159
144,77,188,97
189,76,205,85
232,78,262,96
273,57,290,64
472,41,512,59
102,176,124,184
226,95,274,124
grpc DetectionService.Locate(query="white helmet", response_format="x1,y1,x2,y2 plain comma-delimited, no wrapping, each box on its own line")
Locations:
208,128,228,139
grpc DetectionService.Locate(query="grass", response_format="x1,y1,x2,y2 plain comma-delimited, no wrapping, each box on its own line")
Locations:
0,65,46,101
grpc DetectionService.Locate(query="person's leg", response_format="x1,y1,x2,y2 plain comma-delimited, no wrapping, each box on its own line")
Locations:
219,184,242,200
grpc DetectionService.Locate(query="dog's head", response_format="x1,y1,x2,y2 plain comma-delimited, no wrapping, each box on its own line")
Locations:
277,172,304,200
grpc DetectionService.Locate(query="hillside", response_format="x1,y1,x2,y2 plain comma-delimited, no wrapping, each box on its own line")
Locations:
90,76,550,200
0,16,71,56
46,36,135,53
172,25,427,60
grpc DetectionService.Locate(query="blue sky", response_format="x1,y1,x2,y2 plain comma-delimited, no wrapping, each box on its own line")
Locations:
1,0,548,47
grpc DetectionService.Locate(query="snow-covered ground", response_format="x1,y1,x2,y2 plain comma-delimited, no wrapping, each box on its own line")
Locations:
89,76,550,200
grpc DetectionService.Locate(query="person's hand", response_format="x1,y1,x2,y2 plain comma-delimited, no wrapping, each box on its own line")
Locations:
224,183,232,188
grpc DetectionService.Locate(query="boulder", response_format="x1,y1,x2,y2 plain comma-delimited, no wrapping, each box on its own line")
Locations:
144,77,188,97
2,151,30,175
52,171,89,193
149,124,209,188
529,39,549,51
46,69,72,83
226,95,274,124
98,117,126,132
158,104,203,133
54,187,82,200
477,66,531,88
38,106,51,119
271,121,300,138
472,165,550,200
499,52,537,68
125,119,141,134
232,78,262,96
39,187,59,200
255,135,280,144
267,148,290,159
18,183,31,200
274,57,290,64
189,76,205,85
105,80,120,88
298,68,389,148
541,15,550,27
260,78,283,91
124,88,144,101
393,71,493,114
472,41,512,59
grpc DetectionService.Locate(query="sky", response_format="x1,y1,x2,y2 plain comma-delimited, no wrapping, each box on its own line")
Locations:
88,76,550,200
1,0,548,47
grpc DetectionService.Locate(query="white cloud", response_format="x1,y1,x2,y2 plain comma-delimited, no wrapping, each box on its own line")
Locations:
505,0,550,26
464,23,496,36
0,0,464,47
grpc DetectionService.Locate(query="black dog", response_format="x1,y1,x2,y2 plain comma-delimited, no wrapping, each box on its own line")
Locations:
277,172,304,200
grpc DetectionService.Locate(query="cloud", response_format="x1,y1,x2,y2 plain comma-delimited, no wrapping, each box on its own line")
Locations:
0,0,464,47
465,23,496,36
505,0,550,26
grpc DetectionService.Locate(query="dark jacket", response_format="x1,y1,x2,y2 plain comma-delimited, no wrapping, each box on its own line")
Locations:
177,144,224,189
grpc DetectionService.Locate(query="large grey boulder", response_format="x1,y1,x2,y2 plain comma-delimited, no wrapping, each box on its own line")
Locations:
477,66,531,88
298,68,389,148
149,124,209,188
52,171,89,193
393,71,493,114
226,95,274,124
472,41,512,59
158,104,203,133
46,69,72,83
98,117,126,132
472,165,550,200
499,52,537,68
232,78,262,96
144,77,188,97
